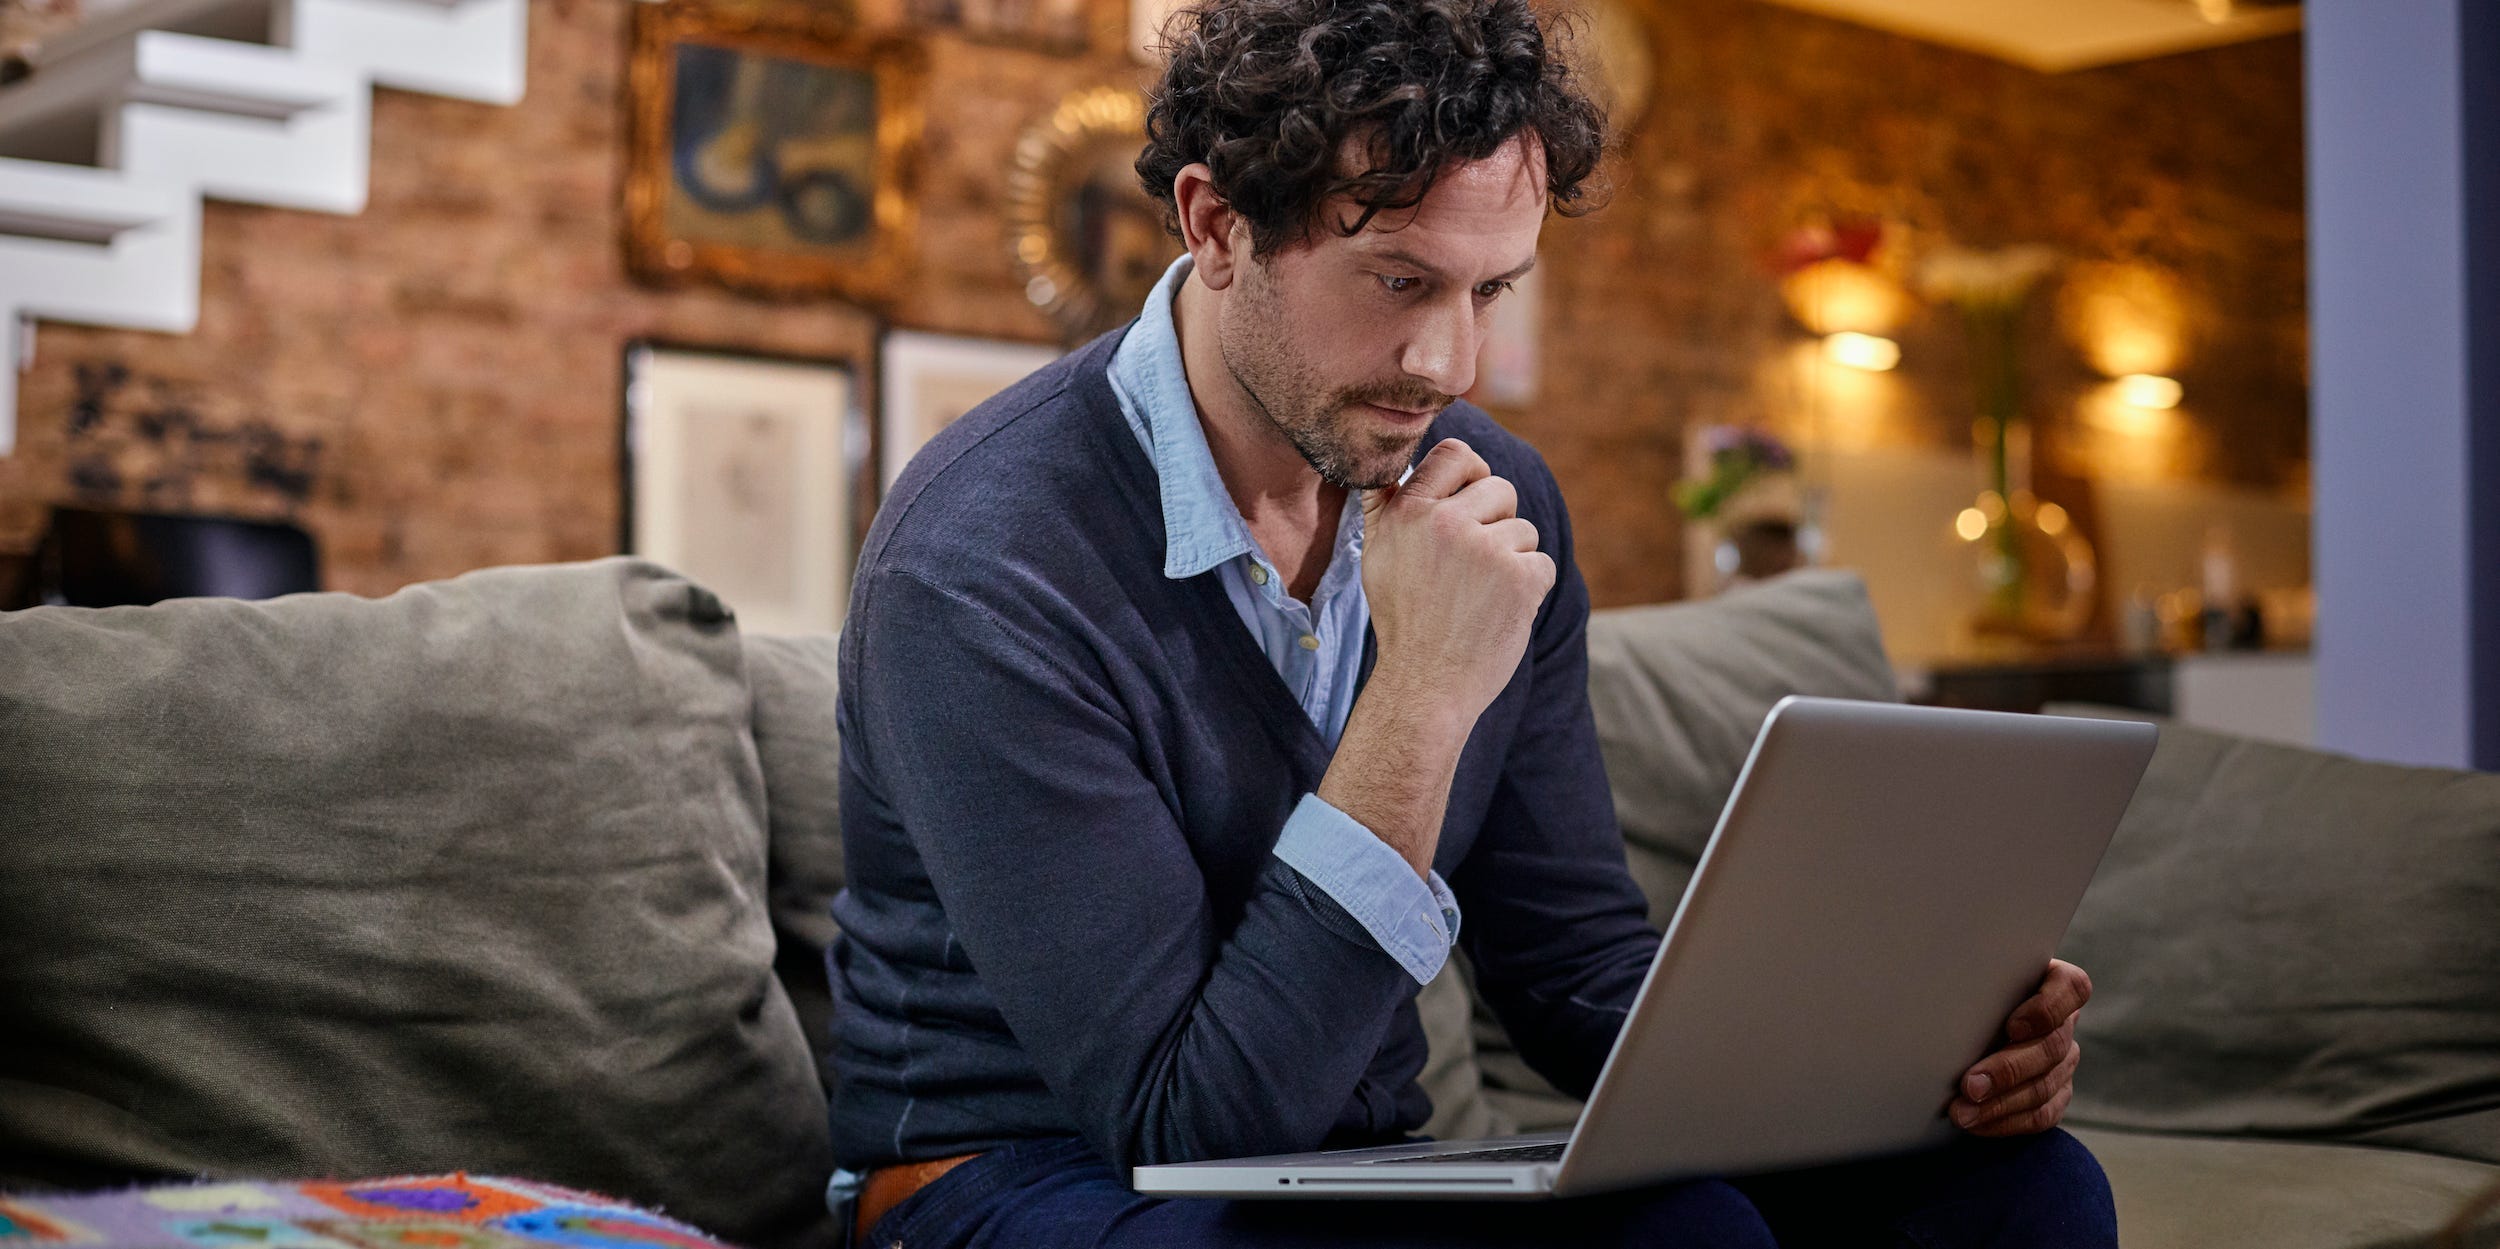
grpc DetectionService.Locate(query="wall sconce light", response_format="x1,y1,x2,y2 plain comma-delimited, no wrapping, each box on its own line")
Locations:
2115,373,2183,409
2061,261,2188,377
1822,331,1901,372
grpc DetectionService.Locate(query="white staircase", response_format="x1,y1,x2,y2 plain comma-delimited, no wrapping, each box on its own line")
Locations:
0,0,527,453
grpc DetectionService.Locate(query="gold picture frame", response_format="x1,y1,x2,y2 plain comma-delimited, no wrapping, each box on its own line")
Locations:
626,3,929,305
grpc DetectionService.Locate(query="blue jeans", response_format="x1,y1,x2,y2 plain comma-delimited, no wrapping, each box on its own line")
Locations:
856,1130,2117,1248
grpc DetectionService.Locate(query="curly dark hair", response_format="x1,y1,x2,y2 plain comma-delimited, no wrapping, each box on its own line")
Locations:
1136,0,1608,256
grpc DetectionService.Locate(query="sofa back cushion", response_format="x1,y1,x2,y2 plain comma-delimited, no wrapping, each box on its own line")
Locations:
0,559,837,1249
743,632,846,1092
2054,712,2500,1165
1586,569,1901,925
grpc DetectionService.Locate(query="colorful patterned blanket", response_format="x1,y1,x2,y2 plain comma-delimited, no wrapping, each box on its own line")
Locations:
0,1174,738,1249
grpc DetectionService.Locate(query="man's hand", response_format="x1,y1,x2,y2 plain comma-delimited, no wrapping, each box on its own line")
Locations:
1950,959,2092,1136
1357,437,1556,728
1316,438,1554,876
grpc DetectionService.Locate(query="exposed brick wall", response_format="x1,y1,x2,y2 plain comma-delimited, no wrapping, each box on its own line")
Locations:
1516,0,2306,603
0,0,2304,609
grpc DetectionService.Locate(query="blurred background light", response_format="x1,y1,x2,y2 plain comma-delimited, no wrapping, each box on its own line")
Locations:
1822,331,1902,372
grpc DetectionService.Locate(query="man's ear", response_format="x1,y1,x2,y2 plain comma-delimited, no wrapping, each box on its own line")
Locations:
1172,163,1246,291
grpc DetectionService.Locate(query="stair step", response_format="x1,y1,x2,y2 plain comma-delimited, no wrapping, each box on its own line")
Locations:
286,0,528,106
0,156,201,455
0,30,368,214
0,30,354,162
32,0,281,72
0,156,177,243
36,0,525,107
123,29,346,119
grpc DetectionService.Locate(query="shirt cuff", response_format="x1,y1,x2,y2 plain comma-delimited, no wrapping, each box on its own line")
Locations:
1271,792,1463,986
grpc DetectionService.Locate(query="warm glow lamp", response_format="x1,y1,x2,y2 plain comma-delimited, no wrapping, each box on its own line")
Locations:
2116,373,2183,409
1822,331,1901,372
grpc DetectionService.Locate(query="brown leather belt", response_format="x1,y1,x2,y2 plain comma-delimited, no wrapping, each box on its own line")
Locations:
853,1152,981,1247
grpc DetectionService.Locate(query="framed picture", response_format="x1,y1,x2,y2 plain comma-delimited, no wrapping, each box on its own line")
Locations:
879,330,1062,488
626,3,929,304
907,0,1090,54
623,343,864,636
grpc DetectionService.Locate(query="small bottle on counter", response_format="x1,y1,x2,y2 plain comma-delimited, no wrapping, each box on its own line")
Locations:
2200,527,2239,652
2120,585,2162,655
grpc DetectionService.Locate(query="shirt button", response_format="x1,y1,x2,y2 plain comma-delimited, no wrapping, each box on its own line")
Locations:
1249,564,1270,586
1297,634,1320,651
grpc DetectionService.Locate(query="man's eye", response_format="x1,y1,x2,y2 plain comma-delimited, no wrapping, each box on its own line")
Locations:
1379,275,1419,294
1476,280,1514,300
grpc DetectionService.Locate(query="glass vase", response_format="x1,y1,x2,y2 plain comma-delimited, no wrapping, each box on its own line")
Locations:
1961,419,2096,644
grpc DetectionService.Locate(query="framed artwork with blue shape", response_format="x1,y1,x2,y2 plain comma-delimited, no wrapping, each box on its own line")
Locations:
627,3,927,305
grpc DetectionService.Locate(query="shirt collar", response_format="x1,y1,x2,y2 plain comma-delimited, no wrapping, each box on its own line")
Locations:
1110,255,1363,582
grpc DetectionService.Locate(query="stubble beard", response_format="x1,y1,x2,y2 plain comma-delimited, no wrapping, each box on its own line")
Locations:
1218,260,1448,491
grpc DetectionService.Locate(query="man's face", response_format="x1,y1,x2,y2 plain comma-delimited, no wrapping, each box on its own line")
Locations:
1215,139,1547,490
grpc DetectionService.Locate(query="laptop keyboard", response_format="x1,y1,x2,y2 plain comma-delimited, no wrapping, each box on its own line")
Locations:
1363,1142,1567,1166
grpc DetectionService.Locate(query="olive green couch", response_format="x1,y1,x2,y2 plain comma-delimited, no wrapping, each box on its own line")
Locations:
4,559,2495,1248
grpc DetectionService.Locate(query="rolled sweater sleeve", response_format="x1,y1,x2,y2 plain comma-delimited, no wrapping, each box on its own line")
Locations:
1271,793,1461,986
844,566,1420,1173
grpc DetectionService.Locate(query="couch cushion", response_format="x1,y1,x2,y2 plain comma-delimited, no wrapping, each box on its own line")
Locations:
0,558,836,1249
2053,713,2500,1167
1585,569,1900,926
2069,1126,2500,1249
742,632,846,1091
1412,962,1519,1143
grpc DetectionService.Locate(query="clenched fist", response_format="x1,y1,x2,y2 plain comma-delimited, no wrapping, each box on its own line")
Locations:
1358,438,1556,729
1316,438,1555,875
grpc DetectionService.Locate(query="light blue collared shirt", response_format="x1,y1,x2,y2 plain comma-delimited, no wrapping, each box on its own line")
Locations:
1105,255,1461,986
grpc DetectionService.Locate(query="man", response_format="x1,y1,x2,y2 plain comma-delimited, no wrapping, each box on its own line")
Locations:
826,1,2110,1244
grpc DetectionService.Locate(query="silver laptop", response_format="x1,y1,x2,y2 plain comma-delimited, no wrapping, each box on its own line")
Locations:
1133,696,2157,1201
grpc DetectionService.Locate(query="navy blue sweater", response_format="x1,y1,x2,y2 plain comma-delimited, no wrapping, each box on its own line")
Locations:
827,327,1661,1174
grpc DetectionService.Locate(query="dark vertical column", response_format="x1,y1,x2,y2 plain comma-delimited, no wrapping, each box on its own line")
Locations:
2466,1,2500,771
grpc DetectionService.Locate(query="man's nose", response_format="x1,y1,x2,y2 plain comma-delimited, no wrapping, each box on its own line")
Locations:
1398,294,1479,398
